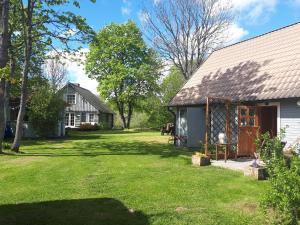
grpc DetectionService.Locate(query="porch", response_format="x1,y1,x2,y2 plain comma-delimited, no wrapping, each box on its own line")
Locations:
204,97,279,159
211,158,254,173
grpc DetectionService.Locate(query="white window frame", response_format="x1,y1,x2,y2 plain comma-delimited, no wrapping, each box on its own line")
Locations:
65,113,75,128
89,113,95,123
67,94,76,105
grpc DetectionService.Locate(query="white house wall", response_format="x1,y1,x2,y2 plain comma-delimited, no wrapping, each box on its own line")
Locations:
280,99,300,148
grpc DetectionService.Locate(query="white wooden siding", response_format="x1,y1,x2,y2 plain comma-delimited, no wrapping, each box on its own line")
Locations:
280,99,300,147
187,107,205,148
63,86,98,112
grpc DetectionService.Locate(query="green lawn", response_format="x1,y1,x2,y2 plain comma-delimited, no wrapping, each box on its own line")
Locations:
0,130,268,225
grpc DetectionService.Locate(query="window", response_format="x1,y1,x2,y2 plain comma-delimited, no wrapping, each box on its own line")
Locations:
70,113,75,126
64,113,69,126
65,113,75,127
81,112,86,122
67,94,76,104
89,114,94,123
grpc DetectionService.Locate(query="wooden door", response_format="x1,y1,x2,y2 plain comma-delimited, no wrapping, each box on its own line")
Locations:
238,106,259,156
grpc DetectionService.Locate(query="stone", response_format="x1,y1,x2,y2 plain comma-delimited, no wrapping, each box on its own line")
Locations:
192,155,210,166
244,165,267,180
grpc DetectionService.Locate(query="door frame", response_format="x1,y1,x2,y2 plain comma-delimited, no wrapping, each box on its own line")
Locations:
257,102,280,134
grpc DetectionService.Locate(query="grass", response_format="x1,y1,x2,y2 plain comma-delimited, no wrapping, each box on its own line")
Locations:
0,130,269,225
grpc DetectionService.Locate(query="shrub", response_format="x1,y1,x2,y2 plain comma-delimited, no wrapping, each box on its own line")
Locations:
256,131,300,225
78,123,100,131
3,142,11,150
28,85,65,137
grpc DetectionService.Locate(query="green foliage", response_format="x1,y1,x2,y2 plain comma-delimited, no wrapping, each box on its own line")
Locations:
142,66,185,128
28,84,65,137
256,132,300,225
86,21,161,128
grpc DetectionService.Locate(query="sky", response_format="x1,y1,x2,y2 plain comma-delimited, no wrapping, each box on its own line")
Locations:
63,0,300,94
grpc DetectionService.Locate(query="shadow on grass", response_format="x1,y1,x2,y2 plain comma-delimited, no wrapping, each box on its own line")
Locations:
0,198,149,225
15,140,193,159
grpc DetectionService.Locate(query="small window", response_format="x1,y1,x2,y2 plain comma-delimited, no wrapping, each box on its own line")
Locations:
67,94,76,104
65,113,69,126
81,112,86,122
89,114,94,123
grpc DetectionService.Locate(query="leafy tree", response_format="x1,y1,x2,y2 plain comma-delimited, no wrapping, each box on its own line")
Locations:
143,66,185,128
86,21,161,129
11,0,95,152
28,83,65,137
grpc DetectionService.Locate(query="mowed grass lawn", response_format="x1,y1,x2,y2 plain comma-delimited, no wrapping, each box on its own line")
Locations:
0,130,268,225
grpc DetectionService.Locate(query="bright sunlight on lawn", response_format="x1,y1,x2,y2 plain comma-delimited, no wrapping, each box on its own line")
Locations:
0,131,268,225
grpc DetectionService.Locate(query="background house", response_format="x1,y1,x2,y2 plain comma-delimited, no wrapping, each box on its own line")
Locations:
61,83,114,129
169,22,300,154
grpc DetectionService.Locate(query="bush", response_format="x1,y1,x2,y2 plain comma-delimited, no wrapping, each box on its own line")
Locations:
28,85,65,137
3,142,11,150
256,132,300,225
78,123,100,131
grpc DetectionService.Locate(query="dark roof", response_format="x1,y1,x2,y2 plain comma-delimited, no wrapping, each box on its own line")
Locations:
67,83,114,114
169,22,300,106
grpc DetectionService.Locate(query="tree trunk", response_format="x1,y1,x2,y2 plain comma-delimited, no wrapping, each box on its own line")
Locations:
126,103,133,129
0,0,9,153
117,101,127,129
0,80,5,153
11,0,34,152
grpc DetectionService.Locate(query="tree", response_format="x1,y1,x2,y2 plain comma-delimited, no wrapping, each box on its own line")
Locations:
142,0,233,80
0,0,9,153
86,21,161,129
11,0,95,152
43,57,67,91
28,83,65,137
143,66,185,128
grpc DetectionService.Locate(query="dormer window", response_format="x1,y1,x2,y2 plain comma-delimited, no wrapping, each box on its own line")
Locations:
67,94,76,104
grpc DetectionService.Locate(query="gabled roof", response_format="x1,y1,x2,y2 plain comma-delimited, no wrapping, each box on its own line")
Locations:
65,83,114,114
169,22,300,106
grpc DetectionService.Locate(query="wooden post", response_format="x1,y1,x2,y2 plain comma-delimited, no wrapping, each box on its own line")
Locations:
225,100,231,161
205,97,209,156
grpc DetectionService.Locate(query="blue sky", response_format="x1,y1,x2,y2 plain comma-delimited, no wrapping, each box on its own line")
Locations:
64,0,300,93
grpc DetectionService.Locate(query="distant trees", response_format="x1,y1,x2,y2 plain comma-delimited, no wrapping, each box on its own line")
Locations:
142,0,233,80
142,67,185,128
86,21,161,129
43,58,67,91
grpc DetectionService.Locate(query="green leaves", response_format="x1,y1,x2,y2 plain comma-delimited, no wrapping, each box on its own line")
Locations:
28,83,65,137
86,21,161,128
256,132,300,224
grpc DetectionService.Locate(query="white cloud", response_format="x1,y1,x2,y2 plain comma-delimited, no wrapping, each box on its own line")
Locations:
121,0,132,16
121,6,131,16
153,0,161,5
138,10,149,24
288,0,300,7
232,0,278,24
225,23,249,44
60,49,98,94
